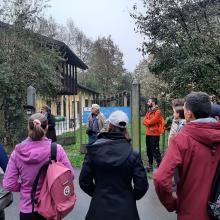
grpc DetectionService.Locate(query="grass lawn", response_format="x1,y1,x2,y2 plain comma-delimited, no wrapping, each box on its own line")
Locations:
57,126,88,168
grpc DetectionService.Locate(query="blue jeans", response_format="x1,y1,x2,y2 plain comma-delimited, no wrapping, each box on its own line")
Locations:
88,134,97,145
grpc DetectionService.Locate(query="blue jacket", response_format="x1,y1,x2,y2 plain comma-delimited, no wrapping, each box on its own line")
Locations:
0,144,8,172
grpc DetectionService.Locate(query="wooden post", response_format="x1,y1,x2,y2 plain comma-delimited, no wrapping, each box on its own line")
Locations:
131,80,141,152
79,93,83,153
124,93,128,107
73,94,76,144
79,93,87,154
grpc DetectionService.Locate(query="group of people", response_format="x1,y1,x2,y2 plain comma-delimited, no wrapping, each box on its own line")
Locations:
143,92,220,220
0,92,219,220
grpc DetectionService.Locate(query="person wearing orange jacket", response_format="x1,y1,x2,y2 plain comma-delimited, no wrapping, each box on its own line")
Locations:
143,98,163,172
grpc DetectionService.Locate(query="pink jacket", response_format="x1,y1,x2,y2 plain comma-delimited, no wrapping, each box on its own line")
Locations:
3,137,74,213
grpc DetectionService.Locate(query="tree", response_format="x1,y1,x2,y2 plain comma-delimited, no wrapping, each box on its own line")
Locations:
0,0,50,29
134,58,167,99
35,16,59,38
35,16,131,95
36,18,93,64
65,19,93,64
0,0,62,148
132,0,220,98
85,36,127,94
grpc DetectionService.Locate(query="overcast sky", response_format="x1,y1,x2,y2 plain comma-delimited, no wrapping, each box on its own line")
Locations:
48,0,144,72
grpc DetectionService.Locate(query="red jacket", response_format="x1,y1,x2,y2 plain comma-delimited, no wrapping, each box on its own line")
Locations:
143,107,163,136
154,122,220,220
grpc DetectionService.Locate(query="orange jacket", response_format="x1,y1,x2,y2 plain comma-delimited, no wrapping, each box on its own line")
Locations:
143,108,163,136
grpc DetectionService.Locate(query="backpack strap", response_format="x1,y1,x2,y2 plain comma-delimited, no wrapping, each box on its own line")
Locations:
31,162,49,213
50,142,57,162
31,142,57,213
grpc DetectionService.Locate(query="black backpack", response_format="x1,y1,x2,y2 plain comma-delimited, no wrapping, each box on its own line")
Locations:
208,160,220,220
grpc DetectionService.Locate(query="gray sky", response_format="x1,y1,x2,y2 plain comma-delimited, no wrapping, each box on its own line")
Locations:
48,0,144,72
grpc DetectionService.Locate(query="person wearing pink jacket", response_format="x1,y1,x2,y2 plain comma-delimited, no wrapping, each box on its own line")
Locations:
3,113,74,220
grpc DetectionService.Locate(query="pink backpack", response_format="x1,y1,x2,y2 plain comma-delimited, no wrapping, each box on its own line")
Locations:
31,143,76,220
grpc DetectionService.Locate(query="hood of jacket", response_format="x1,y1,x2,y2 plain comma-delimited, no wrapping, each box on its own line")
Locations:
181,121,220,148
15,137,51,164
86,132,132,167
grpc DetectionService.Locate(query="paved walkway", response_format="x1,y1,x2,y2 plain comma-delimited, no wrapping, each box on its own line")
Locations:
5,169,176,220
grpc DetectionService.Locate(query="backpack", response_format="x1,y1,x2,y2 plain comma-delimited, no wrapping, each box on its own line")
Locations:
31,143,76,220
159,116,166,134
208,160,220,220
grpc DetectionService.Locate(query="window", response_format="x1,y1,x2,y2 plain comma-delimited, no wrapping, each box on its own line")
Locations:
76,101,80,115
85,99,89,107
57,102,61,116
72,101,75,118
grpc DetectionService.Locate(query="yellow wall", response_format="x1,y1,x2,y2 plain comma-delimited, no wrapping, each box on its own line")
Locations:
36,96,58,115
36,89,94,119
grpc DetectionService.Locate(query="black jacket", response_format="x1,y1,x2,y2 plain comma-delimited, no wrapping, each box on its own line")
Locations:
46,114,57,142
79,132,148,220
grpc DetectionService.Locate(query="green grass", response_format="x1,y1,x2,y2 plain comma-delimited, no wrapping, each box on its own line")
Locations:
58,126,88,168
63,145,85,168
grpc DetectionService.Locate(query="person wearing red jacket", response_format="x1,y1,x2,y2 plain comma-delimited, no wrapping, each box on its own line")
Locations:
143,98,163,171
154,92,220,220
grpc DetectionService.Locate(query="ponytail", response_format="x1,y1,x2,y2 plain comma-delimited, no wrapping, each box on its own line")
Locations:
28,113,48,141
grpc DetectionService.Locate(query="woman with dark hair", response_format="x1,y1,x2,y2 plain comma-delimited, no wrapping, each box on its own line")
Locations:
3,113,73,220
79,110,148,220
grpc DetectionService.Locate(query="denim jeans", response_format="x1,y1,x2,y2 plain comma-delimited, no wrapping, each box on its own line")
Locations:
88,134,97,145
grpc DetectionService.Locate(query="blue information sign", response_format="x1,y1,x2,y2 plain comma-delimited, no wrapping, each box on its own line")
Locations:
83,107,131,124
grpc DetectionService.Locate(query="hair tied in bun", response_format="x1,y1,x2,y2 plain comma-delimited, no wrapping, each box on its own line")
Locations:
33,119,41,127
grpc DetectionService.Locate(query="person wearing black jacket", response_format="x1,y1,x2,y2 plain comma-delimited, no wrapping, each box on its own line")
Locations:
79,110,148,220
41,105,57,142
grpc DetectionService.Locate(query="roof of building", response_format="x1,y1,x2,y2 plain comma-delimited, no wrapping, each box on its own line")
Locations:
0,21,88,70
35,34,88,70
77,84,99,95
